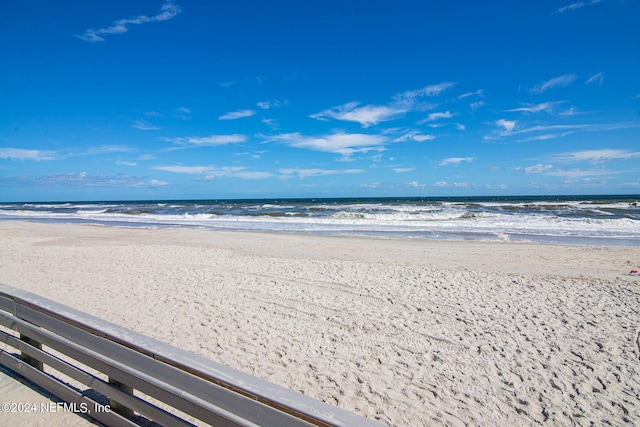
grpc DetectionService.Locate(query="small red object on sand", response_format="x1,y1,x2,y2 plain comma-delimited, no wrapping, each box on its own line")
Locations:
630,270,639,274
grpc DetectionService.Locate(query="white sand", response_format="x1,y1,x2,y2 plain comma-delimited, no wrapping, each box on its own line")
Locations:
1,221,639,426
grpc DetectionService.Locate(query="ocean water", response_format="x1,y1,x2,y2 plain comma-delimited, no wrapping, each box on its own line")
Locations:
1,195,639,246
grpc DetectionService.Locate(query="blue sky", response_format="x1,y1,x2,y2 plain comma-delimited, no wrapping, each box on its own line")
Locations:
1,0,639,201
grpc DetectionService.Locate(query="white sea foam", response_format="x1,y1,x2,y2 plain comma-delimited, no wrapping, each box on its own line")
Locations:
1,198,638,245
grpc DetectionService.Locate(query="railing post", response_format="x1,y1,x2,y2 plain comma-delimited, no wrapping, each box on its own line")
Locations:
108,378,135,418
19,334,43,371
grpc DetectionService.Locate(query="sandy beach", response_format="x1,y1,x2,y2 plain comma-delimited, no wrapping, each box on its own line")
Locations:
0,221,639,426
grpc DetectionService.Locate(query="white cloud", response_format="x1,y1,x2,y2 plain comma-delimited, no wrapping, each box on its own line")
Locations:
505,101,565,114
360,182,382,189
407,181,426,189
257,99,288,109
546,169,615,178
556,0,603,14
87,145,136,154
413,134,436,142
553,149,640,162
439,157,474,166
279,168,364,179
310,82,455,128
395,82,456,101
173,107,191,120
559,107,579,116
131,119,161,130
469,101,485,110
585,72,605,85
524,163,554,174
420,111,454,123
149,179,169,186
11,172,165,188
154,165,211,174
261,118,279,130
393,131,435,142
0,148,58,161
489,121,640,142
531,74,576,94
154,165,272,179
267,132,386,158
218,109,256,120
116,160,137,166
166,134,247,146
518,132,576,142
310,102,407,127
393,168,414,173
202,167,273,180
496,119,517,133
458,89,484,99
76,1,181,42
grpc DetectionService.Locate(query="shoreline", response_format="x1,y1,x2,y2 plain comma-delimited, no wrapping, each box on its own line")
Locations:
1,221,639,425
2,216,640,248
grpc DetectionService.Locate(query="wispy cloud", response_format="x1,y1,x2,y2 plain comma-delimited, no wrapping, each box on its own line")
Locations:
552,149,640,162
514,163,615,179
406,181,426,189
8,172,167,187
419,111,455,123
0,148,58,161
267,132,386,159
86,145,137,155
458,89,484,99
311,82,455,128
491,121,640,141
173,107,191,120
131,119,161,130
438,157,474,166
257,99,288,109
395,82,456,101
505,101,566,114
201,167,272,180
546,169,615,178
585,72,605,85
430,181,473,188
531,74,576,94
76,1,181,42
310,102,407,127
517,131,576,142
392,130,436,142
218,109,256,120
496,119,517,134
393,168,415,173
556,0,603,14
154,165,211,174
164,134,247,146
154,165,272,179
521,163,554,174
559,106,580,116
116,160,137,167
279,168,364,179
261,118,280,130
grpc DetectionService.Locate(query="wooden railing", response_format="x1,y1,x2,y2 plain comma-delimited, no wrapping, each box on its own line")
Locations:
0,283,383,427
